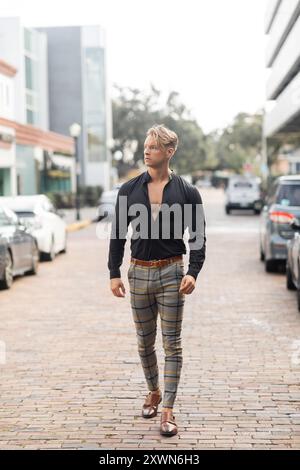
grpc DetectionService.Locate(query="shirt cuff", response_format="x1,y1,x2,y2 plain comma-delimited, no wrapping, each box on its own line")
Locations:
186,269,198,281
110,269,121,279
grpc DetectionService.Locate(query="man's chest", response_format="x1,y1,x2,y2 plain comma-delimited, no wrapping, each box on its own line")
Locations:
147,182,168,205
126,181,186,211
147,182,168,221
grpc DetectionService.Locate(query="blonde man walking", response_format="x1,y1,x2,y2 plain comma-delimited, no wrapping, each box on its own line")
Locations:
108,125,206,436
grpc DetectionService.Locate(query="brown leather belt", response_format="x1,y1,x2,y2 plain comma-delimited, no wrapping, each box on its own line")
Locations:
130,255,183,268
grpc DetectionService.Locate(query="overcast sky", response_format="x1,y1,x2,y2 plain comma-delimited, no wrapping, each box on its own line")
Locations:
0,0,269,133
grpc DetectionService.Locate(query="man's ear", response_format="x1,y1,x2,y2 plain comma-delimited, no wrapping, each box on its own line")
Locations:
167,147,175,158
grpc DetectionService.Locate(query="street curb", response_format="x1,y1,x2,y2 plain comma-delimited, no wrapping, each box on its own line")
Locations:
66,219,92,232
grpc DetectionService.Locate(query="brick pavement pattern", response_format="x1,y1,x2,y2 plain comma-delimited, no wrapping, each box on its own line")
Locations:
0,188,299,450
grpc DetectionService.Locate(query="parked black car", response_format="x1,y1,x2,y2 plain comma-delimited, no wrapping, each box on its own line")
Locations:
0,205,39,289
286,217,300,311
0,235,10,288
259,175,300,272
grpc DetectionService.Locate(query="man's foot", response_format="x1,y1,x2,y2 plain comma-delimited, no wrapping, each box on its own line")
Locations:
142,389,162,418
160,408,178,436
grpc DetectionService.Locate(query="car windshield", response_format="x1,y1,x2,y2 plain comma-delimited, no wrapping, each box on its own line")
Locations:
276,184,300,206
0,209,9,227
15,211,36,218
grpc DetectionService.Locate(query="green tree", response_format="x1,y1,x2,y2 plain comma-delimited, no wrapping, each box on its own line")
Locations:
208,112,263,173
112,84,208,176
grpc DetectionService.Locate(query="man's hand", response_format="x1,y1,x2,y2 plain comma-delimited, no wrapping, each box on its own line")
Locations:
110,278,126,297
179,275,196,295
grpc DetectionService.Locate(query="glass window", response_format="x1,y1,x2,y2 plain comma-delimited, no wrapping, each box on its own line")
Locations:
5,85,9,106
0,208,10,226
24,28,35,54
25,56,34,90
276,184,300,206
26,109,35,125
3,207,18,225
84,47,106,162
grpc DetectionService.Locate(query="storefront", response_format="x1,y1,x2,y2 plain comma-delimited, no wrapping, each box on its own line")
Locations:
0,117,75,196
0,125,17,196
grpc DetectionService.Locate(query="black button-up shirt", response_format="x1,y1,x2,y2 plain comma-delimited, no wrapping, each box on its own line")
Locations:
108,170,206,280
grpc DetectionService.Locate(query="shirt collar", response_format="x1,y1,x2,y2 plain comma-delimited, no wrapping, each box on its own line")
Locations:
142,169,174,184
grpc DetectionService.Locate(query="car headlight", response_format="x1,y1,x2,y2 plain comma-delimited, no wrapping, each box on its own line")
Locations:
20,217,43,230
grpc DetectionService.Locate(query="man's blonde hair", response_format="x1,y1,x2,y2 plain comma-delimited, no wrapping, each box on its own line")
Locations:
146,125,178,151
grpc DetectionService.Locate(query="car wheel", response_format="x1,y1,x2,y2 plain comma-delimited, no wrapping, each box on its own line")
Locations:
254,209,261,215
265,259,277,273
297,287,300,312
42,237,55,261
0,250,13,289
225,206,231,215
27,243,39,275
61,234,67,254
286,263,296,290
260,245,265,262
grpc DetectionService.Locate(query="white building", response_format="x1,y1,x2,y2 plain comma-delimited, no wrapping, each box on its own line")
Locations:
38,25,112,191
0,18,76,197
0,59,17,196
264,0,300,138
0,17,49,129
0,57,75,197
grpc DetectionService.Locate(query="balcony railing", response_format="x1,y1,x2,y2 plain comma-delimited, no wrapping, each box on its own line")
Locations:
266,0,300,67
264,70,300,136
266,13,300,100
265,0,282,33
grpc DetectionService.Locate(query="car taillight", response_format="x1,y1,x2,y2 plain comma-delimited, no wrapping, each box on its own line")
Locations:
269,211,295,224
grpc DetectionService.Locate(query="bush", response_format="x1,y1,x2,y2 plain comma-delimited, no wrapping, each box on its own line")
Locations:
46,192,75,209
46,185,103,209
79,185,103,207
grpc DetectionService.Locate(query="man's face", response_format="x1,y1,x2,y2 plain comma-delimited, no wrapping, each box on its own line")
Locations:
143,136,174,169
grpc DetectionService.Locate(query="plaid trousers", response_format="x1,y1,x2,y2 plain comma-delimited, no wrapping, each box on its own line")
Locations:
127,259,185,408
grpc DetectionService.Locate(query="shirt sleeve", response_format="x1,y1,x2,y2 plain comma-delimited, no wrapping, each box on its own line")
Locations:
186,186,206,281
107,184,130,279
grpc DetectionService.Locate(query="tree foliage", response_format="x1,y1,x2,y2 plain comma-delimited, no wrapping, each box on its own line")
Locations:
112,84,264,177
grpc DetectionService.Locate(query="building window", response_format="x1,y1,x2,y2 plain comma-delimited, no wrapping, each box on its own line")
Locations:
5,84,9,106
26,109,35,125
24,28,36,55
17,175,22,195
0,81,3,108
25,56,35,90
84,47,106,163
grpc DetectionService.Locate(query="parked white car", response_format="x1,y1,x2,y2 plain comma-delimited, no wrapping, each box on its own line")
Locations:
97,183,123,221
0,195,67,261
225,175,263,215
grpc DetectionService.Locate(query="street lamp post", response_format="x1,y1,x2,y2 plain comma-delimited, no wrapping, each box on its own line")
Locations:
69,123,82,221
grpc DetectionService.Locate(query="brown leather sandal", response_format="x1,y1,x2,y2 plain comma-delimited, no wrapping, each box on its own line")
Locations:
142,390,162,418
160,409,178,436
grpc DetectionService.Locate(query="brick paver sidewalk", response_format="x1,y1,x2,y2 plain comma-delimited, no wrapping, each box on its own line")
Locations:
0,189,299,449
